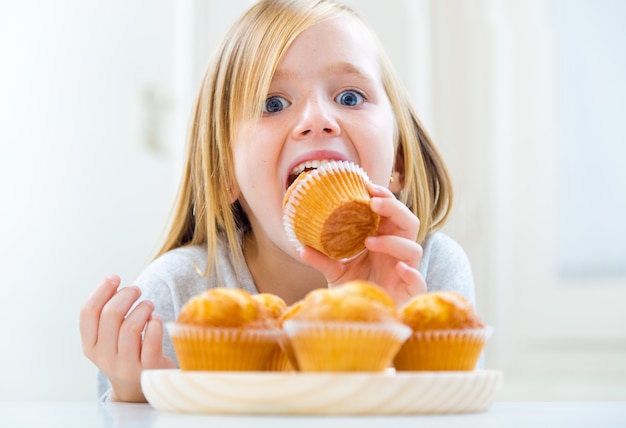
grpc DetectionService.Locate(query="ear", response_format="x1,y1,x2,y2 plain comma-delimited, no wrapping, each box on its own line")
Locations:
227,180,241,204
229,190,240,204
389,148,405,194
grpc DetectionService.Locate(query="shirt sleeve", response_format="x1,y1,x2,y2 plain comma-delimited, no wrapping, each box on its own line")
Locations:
420,232,476,306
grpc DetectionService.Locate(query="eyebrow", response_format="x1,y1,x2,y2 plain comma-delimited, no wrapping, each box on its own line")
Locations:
272,61,374,82
326,62,373,81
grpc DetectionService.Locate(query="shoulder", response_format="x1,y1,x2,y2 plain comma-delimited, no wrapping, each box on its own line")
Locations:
147,245,209,276
134,236,256,315
137,245,210,290
419,231,475,303
421,231,468,263
134,245,210,316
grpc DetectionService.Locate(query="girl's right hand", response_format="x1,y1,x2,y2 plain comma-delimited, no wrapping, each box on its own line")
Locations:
299,183,426,306
79,275,175,402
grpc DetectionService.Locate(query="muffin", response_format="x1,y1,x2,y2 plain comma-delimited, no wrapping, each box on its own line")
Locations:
252,293,287,320
167,288,280,371
281,280,411,372
252,293,293,372
277,300,304,371
283,160,380,260
393,291,490,371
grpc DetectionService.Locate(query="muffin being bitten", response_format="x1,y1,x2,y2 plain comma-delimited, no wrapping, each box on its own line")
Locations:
283,161,380,260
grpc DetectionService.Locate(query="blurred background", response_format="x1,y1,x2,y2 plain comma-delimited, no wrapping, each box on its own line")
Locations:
1,0,624,401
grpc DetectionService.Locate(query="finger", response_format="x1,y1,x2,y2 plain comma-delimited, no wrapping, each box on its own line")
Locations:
97,286,141,355
366,181,396,198
141,313,166,368
396,261,427,296
79,275,121,352
118,300,154,361
365,235,423,267
298,246,349,286
370,196,419,238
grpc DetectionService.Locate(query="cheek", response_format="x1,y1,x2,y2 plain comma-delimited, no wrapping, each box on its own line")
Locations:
233,127,266,180
359,112,396,185
232,131,279,203
232,145,248,186
235,124,281,163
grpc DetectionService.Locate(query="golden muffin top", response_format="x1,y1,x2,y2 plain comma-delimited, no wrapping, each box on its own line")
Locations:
176,288,276,328
286,280,399,323
252,293,287,320
399,291,484,331
279,299,304,327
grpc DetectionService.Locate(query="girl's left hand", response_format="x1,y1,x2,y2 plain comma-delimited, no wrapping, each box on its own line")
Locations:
299,182,426,306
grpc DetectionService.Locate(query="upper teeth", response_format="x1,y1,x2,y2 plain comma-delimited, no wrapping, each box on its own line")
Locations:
290,159,339,176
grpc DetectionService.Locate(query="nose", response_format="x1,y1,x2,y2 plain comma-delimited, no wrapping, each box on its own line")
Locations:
292,96,340,139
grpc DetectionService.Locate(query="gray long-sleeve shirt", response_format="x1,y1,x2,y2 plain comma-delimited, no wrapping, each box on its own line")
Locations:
96,230,475,399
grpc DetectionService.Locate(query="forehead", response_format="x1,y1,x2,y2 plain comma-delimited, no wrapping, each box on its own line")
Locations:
274,17,382,81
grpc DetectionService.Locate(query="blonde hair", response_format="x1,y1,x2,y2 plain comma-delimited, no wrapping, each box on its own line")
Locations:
157,0,453,275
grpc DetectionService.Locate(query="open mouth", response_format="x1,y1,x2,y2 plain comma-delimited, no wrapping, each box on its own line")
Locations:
286,159,341,189
286,167,316,189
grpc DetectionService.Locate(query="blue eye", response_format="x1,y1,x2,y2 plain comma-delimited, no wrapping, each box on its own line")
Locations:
335,90,364,107
264,96,290,113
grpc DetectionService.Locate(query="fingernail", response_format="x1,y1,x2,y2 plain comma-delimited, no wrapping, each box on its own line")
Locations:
368,182,384,191
106,274,120,286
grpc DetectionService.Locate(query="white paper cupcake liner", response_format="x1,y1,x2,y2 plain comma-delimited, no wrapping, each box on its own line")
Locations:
408,325,494,343
283,161,376,259
394,326,494,371
282,320,412,340
166,323,281,371
282,320,412,372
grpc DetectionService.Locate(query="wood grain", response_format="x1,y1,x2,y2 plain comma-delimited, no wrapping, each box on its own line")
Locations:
141,369,503,415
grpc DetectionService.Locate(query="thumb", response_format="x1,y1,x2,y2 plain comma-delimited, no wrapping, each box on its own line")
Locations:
299,246,348,286
141,313,174,369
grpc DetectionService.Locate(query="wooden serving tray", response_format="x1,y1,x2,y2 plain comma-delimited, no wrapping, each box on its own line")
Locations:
141,369,503,415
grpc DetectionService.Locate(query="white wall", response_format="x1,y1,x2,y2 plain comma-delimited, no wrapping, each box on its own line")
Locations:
0,0,180,400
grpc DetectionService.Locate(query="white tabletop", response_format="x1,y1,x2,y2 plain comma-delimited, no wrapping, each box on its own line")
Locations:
1,401,625,428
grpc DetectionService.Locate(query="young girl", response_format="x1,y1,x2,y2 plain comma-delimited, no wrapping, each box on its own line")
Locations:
80,0,475,402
